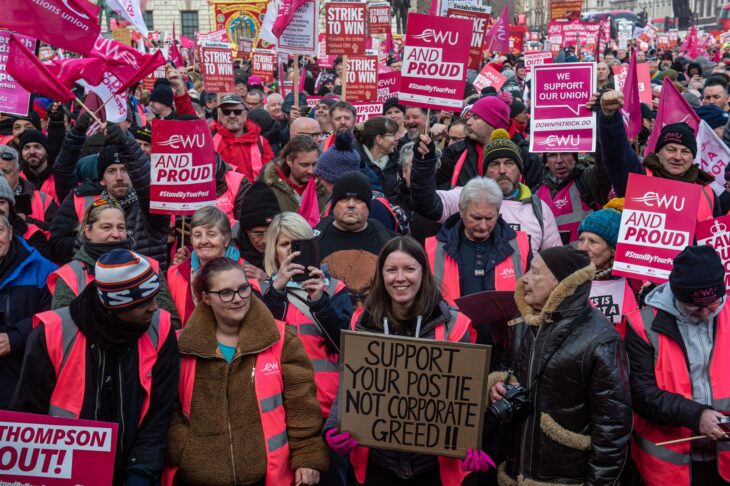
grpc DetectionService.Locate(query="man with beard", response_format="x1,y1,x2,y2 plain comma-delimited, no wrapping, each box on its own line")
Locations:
321,101,357,151
411,131,562,257
0,145,57,231
314,98,335,136
50,115,170,268
18,130,58,204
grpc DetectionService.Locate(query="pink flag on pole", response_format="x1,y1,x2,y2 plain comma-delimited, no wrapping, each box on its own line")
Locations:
298,178,321,227
621,48,642,140
90,36,166,94
645,77,701,155
0,0,101,55
6,35,74,102
169,23,185,67
485,6,510,54
46,58,107,89
273,0,312,37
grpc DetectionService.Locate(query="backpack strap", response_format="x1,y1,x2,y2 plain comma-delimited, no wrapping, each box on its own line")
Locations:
529,194,545,234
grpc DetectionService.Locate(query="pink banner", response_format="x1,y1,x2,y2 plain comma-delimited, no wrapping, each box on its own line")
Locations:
614,174,701,283
400,13,472,111
0,32,35,116
530,62,595,152
612,62,652,105
696,215,730,291
484,5,509,53
150,119,217,215
472,64,506,92
0,410,117,485
377,71,401,103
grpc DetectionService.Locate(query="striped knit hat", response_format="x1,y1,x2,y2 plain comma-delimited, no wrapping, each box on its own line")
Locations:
482,129,523,173
95,249,160,310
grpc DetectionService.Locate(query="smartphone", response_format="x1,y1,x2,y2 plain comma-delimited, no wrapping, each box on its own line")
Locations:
291,238,320,282
14,194,32,217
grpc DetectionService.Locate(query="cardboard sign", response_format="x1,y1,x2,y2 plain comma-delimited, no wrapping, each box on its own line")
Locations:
325,2,367,56
200,41,235,93
353,102,383,122
696,215,730,292
614,173,701,283
368,3,391,35
278,0,318,55
695,120,730,196
0,32,34,116
523,51,553,73
400,13,471,111
446,5,491,70
0,411,117,485
346,55,378,102
530,63,595,153
150,119,217,215
472,64,506,92
612,63,652,105
549,0,582,20
251,49,276,83
338,331,490,457
377,71,401,103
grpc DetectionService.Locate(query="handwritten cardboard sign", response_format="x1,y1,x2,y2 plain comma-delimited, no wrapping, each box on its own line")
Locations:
339,330,490,457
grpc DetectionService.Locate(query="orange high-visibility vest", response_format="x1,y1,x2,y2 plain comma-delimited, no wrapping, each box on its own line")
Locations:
0,135,12,145
22,223,44,242
48,258,161,296
425,230,530,307
40,175,58,204
73,194,101,222
213,133,265,180
644,168,714,222
589,277,638,338
34,307,172,424
162,319,294,486
626,305,730,485
29,190,52,222
450,150,470,188
535,181,592,244
347,307,473,486
260,278,345,417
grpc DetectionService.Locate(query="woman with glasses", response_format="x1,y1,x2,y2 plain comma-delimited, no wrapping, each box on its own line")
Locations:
354,116,400,197
48,198,180,326
167,205,247,325
165,257,329,486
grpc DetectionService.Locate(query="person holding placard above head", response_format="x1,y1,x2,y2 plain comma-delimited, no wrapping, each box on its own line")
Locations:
577,199,639,337
164,257,329,486
323,235,493,486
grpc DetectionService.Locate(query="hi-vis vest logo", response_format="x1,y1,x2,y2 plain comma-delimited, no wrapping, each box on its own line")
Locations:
631,192,686,211
412,29,460,45
554,196,569,209
262,362,279,376
499,267,515,278
158,133,206,149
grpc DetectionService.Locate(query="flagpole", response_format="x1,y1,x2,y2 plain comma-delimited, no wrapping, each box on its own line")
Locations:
75,97,104,126
93,94,118,117
293,55,300,109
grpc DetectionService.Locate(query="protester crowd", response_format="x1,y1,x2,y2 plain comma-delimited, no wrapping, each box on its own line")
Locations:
3,15,730,486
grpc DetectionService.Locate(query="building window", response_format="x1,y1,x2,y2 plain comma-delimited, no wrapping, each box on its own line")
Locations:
143,10,153,30
180,11,198,38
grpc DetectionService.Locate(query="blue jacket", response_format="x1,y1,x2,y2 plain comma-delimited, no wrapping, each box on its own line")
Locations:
0,236,57,408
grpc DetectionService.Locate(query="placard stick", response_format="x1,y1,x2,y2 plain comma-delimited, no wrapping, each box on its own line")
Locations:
293,55,300,109
424,108,431,136
180,217,186,248
439,114,452,151
341,55,348,101
656,435,707,446
75,97,103,126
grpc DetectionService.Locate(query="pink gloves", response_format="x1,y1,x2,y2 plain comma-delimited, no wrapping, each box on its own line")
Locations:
325,428,359,455
461,449,496,472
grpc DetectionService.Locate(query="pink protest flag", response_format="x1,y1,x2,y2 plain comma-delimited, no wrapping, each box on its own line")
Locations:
272,0,312,37
90,36,166,94
6,35,74,102
298,178,321,227
179,36,194,49
645,77,701,155
169,23,185,67
0,0,101,55
485,5,510,54
621,48,642,140
46,57,107,89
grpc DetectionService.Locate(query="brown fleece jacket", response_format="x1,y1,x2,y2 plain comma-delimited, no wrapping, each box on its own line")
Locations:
166,296,329,485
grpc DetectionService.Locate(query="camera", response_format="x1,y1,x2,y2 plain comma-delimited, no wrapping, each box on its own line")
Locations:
487,384,532,423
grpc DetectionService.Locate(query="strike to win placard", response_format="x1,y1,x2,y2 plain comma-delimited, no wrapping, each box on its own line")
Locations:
614,174,701,283
150,119,217,215
339,331,490,457
346,55,378,102
0,411,117,485
200,40,235,93
325,2,367,56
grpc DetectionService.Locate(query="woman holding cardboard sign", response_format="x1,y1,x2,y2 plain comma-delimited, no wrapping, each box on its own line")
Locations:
323,235,494,485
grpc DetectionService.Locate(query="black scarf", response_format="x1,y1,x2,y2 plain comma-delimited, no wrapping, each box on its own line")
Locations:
82,240,132,264
70,284,151,351
644,154,715,185
237,229,265,270
21,162,53,188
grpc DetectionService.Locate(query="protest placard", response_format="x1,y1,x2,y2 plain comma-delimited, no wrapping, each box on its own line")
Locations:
695,120,730,196
668,30,679,47
278,0,318,55
317,33,335,68
530,62,595,153
377,71,401,103
399,13,471,111
352,102,383,122
346,55,378,102
656,33,670,49
0,410,117,485
0,32,34,116
141,61,166,92
509,25,526,53
251,49,276,83
368,3,391,35
150,119,217,215
549,0,582,20
339,331,490,457
612,63,652,105
472,64,507,92
446,5,490,70
614,174,701,283
523,51,552,73
697,216,730,292
200,41,235,93
325,2,367,56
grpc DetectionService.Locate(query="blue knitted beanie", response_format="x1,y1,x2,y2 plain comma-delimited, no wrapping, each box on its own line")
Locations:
578,208,622,249
315,132,361,183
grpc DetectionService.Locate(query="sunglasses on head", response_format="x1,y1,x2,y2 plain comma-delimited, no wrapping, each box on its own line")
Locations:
92,198,122,209
0,153,15,161
221,108,245,116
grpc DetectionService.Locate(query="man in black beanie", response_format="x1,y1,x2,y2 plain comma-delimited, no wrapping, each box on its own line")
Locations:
315,171,395,307
18,129,58,203
149,84,174,120
491,245,632,485
625,245,730,485
235,180,280,280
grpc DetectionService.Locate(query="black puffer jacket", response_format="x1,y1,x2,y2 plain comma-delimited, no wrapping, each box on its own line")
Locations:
49,129,170,268
436,138,480,188
493,263,632,486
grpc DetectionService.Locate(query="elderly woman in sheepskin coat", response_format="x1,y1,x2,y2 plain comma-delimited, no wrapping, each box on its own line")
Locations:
488,246,632,486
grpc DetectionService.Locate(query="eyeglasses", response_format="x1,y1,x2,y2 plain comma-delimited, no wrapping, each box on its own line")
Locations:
206,284,252,302
679,298,724,313
298,131,323,139
246,229,267,239
221,108,246,116
547,153,573,160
